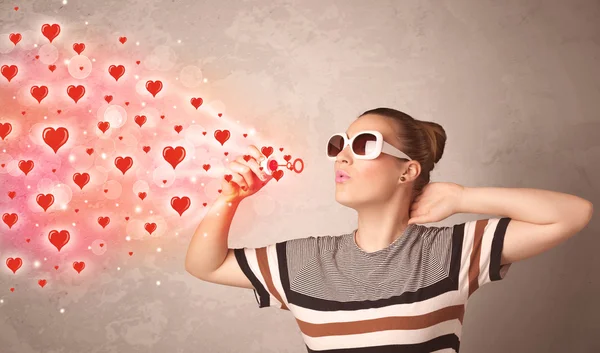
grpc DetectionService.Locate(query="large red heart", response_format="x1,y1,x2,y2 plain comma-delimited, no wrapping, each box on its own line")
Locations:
0,122,12,140
36,193,54,212
214,130,230,146
6,257,22,273
48,230,70,251
73,261,85,274
171,196,191,216
114,156,133,175
2,213,18,229
162,146,186,169
30,85,48,103
144,223,157,234
1,65,18,82
108,65,125,81
72,42,85,55
42,127,69,153
67,85,85,103
97,216,110,229
190,97,203,109
41,23,60,43
73,172,90,190
145,80,163,97
18,160,34,175
9,33,21,45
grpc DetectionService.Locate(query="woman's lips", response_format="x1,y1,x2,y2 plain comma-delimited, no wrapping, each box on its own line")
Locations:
335,175,351,183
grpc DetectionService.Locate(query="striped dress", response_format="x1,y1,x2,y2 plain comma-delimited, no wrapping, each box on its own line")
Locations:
234,217,512,352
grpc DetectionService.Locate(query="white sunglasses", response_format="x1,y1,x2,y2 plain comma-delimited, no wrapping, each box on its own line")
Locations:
326,130,413,161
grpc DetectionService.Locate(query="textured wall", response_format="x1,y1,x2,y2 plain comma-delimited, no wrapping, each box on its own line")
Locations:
1,0,599,352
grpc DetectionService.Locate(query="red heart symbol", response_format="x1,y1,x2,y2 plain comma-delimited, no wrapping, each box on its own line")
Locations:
138,192,147,200
279,148,284,152
99,243,104,247
174,125,183,133
243,133,248,138
202,203,207,207
35,55,39,59
2,213,18,229
48,65,56,72
108,65,125,81
217,189,222,193
6,257,22,273
283,155,292,162
125,101,129,106
136,60,141,65
104,189,108,193
261,146,274,158
97,121,110,133
142,146,151,153
125,216,129,221
217,113,222,117
145,80,163,97
30,85,48,103
129,251,134,256
162,180,167,184
41,23,60,43
51,168,56,173
243,155,251,162
224,174,233,182
134,115,147,127
104,95,113,104
98,216,110,228
224,152,228,156
1,164,5,168
214,130,230,146
42,127,69,153
73,261,85,273
190,97,203,109
86,148,94,155
171,196,191,216
36,193,54,212
67,85,85,103
10,288,15,292
272,170,284,181
9,33,21,45
202,164,211,171
18,160,34,175
21,111,26,115
54,266,59,270
118,136,123,140
74,209,79,213
73,43,85,55
79,66,84,71
57,109,61,114
115,156,133,174
38,279,47,288
14,6,18,11
119,36,127,44
48,230,70,251
0,122,12,140
73,172,90,190
7,191,16,199
202,131,206,135
160,115,165,119
144,223,157,234
25,238,30,243
163,146,186,169
1,64,18,82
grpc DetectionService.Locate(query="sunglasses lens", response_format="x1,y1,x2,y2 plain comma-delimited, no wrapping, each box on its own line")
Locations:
328,133,378,157
353,133,377,156
327,135,345,157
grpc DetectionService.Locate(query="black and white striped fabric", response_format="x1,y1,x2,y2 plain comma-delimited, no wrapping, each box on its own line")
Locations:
234,217,512,352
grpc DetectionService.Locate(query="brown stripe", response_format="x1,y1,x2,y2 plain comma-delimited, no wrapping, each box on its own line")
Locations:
256,247,289,311
295,304,465,338
468,219,488,297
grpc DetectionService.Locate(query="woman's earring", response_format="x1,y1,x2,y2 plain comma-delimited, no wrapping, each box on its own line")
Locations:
400,177,406,182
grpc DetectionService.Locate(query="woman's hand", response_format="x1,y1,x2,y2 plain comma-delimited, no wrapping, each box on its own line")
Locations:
220,145,273,203
407,182,466,225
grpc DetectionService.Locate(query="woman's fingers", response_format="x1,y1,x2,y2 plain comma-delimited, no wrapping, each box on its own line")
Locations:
226,161,250,191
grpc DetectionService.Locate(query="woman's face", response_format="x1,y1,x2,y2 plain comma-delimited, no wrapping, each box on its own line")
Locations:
334,114,409,210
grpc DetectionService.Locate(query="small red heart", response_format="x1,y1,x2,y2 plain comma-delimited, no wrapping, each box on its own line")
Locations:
138,192,147,200
57,109,61,114
174,125,183,133
202,131,206,136
224,174,233,182
99,243,104,247
119,36,127,44
279,148,284,152
104,95,113,104
224,152,229,156
86,148,94,155
38,279,47,288
74,209,79,213
203,203,207,207
118,136,123,140
54,265,59,270
136,60,141,65
125,216,129,220
202,164,211,171
218,113,222,117
48,65,56,72
10,287,15,292
243,134,248,138
143,146,151,153
79,66,84,71
35,55,39,59
218,189,222,193
14,6,18,11
52,168,56,173
243,155,251,162
284,155,291,162
2,164,6,168
129,251,134,256
125,101,129,106
160,115,165,119
104,189,108,193
162,180,167,184
8,191,16,199
26,238,30,243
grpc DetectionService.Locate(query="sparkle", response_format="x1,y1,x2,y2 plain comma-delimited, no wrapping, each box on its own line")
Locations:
62,204,67,209
43,116,47,119
88,246,91,249
125,236,131,241
60,308,65,314
136,41,140,46
27,185,30,189
84,200,88,203
69,155,75,162
177,39,182,43
33,261,41,268
115,203,119,207
135,206,142,213
117,267,121,271
85,21,88,25
72,222,76,226
64,59,69,65
62,0,67,4
83,131,87,135
134,75,139,79
0,300,3,304
156,247,161,252
101,153,107,159
203,78,208,83
156,281,161,286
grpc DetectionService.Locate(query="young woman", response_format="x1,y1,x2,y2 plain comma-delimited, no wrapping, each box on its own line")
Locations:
185,107,593,352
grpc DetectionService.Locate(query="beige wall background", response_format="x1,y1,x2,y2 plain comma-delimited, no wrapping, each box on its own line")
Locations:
1,0,599,352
